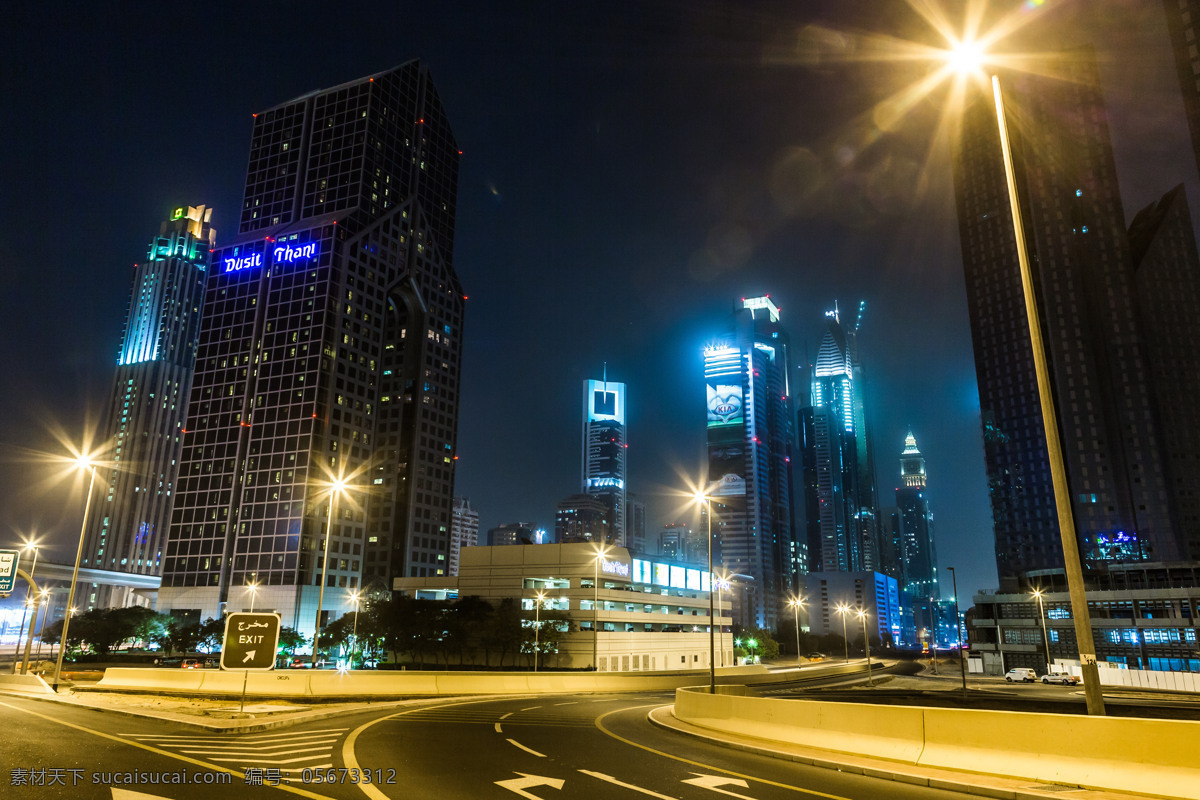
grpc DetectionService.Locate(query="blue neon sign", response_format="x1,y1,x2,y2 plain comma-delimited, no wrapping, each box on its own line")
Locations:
273,242,318,263
223,253,262,273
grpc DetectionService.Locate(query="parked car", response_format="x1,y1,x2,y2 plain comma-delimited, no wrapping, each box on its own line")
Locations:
806,653,825,662
180,659,204,670
1041,671,1081,685
1004,667,1037,683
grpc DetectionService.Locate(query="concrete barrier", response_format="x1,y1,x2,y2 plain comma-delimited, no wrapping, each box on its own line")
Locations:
0,673,54,695
672,686,1200,799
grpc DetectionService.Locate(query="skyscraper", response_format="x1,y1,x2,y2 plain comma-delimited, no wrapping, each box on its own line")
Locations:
82,206,214,610
582,376,626,546
448,497,479,576
159,62,464,637
894,432,939,640
555,493,611,544
953,53,1181,581
800,304,879,575
703,295,797,628
1162,0,1200,181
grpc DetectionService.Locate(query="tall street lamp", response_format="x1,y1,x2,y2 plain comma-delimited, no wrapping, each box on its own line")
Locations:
716,573,731,668
348,589,362,667
787,596,805,667
1032,587,1051,674
245,579,259,613
53,454,98,692
312,478,350,665
11,539,40,674
947,566,967,694
695,489,716,694
856,608,873,687
33,588,51,663
835,603,850,662
591,543,612,671
532,590,546,672
942,35,1105,717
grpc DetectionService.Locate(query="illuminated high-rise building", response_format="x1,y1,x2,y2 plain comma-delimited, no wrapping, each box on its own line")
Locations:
703,295,797,628
81,206,214,610
800,304,879,575
582,376,626,546
953,52,1182,581
448,497,479,576
159,61,464,639
895,432,939,640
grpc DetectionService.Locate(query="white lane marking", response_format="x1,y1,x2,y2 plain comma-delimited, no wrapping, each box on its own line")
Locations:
128,728,348,741
578,770,677,798
179,746,333,757
500,712,514,719
506,738,547,758
553,701,577,706
206,754,335,765
495,722,504,733
518,706,541,712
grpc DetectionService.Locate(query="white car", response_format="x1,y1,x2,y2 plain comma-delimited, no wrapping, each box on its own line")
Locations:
1041,671,1080,685
1004,667,1037,682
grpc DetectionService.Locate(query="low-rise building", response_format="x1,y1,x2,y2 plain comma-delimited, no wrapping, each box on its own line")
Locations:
393,542,732,671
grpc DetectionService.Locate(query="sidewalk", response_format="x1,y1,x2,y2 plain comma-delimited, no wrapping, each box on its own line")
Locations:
647,705,1185,800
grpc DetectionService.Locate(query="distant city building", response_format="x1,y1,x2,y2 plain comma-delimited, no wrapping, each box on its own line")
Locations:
158,62,464,641
703,295,798,628
659,523,706,565
82,205,214,610
449,497,479,576
953,51,1188,581
626,493,646,554
800,303,880,575
487,523,541,547
1162,0,1200,182
555,494,611,544
894,432,940,645
805,571,902,649
582,376,626,546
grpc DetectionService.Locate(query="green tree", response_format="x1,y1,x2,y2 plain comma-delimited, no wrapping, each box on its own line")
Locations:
196,617,225,652
277,627,306,656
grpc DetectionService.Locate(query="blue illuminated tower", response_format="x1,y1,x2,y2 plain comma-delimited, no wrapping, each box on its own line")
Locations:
583,376,626,546
81,205,214,609
895,432,940,643
703,296,798,628
159,62,464,638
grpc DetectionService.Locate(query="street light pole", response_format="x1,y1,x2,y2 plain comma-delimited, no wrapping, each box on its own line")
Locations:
1033,588,1051,674
699,492,715,694
990,73,1105,717
53,457,97,692
947,566,966,694
533,591,545,672
11,541,39,674
592,544,610,671
246,580,259,613
857,609,873,687
836,603,849,662
312,479,346,666
788,597,804,667
349,590,361,668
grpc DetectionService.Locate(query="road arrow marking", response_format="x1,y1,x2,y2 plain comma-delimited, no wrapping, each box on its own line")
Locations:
495,772,565,799
578,769,677,798
242,650,256,663
682,773,756,799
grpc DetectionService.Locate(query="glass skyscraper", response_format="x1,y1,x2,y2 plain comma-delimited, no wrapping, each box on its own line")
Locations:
158,62,464,638
81,206,214,610
894,432,940,642
703,296,797,628
583,377,626,546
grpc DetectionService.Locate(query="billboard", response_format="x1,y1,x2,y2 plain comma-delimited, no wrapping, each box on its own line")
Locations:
708,445,746,497
707,384,743,427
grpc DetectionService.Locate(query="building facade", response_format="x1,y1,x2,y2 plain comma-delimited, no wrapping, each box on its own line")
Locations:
805,570,902,650
394,543,732,671
582,377,626,546
894,432,940,644
555,494,611,544
448,497,479,576
953,53,1183,581
703,295,798,628
82,206,214,610
158,62,464,641
1162,0,1200,182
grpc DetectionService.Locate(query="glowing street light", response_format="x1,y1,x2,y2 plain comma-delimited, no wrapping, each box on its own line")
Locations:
856,608,874,687
787,596,805,667
245,579,260,613
53,453,99,692
312,477,354,666
33,588,51,663
10,538,40,675
1032,587,1051,675
835,603,851,662
694,488,717,694
591,543,612,671
348,589,362,667
715,573,732,667
532,590,547,672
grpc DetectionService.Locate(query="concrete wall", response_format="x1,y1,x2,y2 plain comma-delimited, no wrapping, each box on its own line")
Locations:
1059,661,1200,693
673,686,1200,799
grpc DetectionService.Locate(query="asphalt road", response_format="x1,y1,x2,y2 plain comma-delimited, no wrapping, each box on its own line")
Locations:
0,689,986,800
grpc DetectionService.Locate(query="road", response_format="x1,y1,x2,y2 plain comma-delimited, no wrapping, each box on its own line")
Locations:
1,691,980,800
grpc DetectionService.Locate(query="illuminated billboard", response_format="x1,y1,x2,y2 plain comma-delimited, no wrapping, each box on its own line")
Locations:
586,379,625,424
707,384,743,427
709,445,746,497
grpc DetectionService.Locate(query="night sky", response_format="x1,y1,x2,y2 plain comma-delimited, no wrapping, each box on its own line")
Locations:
1,1,1194,603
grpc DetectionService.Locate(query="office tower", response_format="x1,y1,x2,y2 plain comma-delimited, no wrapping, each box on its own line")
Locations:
658,522,706,565
895,432,939,641
1162,0,1200,181
703,295,797,628
555,493,611,544
800,305,879,575
953,52,1180,581
1128,185,1200,561
582,376,627,546
448,497,479,576
159,62,464,636
626,493,646,553
487,523,540,547
82,206,214,610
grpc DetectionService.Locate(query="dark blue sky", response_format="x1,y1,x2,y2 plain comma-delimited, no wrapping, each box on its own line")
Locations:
0,1,1193,601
